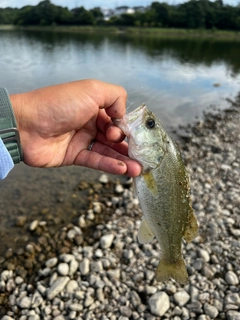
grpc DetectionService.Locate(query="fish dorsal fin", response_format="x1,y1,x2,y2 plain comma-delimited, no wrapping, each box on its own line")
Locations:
142,171,158,197
138,217,155,244
183,208,198,243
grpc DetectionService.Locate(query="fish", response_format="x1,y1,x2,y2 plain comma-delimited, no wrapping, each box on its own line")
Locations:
114,104,198,284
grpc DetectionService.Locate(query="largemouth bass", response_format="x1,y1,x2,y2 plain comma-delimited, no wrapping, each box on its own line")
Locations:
115,104,198,284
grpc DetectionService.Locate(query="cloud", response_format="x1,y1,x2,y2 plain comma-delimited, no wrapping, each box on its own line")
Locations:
0,0,239,9
0,0,149,9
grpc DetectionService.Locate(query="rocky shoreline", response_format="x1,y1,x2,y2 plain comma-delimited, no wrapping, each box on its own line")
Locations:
1,96,240,320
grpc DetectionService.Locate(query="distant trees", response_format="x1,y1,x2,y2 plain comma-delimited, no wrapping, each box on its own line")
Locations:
175,0,240,30
14,0,73,26
0,8,19,24
0,0,240,31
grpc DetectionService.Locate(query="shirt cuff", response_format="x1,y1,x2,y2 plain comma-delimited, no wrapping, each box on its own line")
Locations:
0,137,14,179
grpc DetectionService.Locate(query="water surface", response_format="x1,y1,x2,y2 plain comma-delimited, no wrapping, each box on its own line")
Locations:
1,30,240,127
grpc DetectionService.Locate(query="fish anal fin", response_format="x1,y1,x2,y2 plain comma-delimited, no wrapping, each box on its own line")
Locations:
156,257,188,285
142,171,158,197
138,217,155,244
183,208,198,243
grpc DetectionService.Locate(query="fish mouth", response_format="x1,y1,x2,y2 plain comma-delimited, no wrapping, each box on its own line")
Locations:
127,104,146,123
113,104,147,136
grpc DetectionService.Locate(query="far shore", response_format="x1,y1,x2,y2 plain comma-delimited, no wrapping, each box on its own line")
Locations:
1,24,240,40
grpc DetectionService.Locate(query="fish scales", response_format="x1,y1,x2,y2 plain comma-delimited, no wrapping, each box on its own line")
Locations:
114,104,198,284
138,146,190,261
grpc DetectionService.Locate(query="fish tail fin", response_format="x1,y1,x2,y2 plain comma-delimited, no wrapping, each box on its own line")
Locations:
156,258,188,285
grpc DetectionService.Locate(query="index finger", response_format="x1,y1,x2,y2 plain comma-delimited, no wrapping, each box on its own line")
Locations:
96,109,125,143
88,80,128,119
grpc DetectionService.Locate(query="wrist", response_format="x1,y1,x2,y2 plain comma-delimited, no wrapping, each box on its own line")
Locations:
9,93,24,131
0,88,23,163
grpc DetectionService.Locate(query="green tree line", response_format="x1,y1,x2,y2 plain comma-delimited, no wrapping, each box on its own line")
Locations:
0,0,240,30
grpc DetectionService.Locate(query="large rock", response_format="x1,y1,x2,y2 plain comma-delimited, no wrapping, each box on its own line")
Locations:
149,291,170,316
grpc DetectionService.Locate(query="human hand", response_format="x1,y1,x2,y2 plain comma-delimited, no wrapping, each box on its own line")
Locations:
10,80,142,177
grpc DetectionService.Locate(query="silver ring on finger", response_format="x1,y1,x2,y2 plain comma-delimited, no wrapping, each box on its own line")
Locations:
88,140,95,151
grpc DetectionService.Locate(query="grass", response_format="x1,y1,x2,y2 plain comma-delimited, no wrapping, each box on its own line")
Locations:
126,27,240,39
1,24,240,40
0,25,16,30
0,25,119,33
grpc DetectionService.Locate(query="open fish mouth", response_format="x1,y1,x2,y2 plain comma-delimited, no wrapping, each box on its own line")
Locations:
113,104,147,136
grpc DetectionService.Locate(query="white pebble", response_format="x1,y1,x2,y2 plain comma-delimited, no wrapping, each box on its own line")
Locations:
17,296,32,309
83,246,93,258
100,234,114,249
69,259,79,276
39,267,51,277
67,229,76,239
43,305,52,315
123,249,134,259
225,271,239,285
174,290,190,307
115,184,124,193
69,311,77,320
91,260,103,272
85,295,94,307
94,249,103,258
93,202,102,214
37,283,47,295
38,221,47,227
78,215,86,227
99,174,109,184
65,280,78,293
57,263,69,276
1,270,13,281
53,316,65,320
47,276,70,300
45,257,58,268
69,303,84,311
87,209,95,220
29,220,39,231
79,258,90,275
28,315,40,320
59,253,74,263
107,269,120,280
31,291,43,308
199,248,210,262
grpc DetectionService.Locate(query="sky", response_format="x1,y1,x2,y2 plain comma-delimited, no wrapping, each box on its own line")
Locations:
0,0,239,9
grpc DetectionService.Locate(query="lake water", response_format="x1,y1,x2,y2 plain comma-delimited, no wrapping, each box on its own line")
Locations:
1,30,240,128
0,29,240,254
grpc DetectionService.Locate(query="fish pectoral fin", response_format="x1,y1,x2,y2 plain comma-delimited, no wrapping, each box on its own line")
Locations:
132,178,138,199
142,171,158,197
183,208,199,243
156,257,188,285
138,217,155,244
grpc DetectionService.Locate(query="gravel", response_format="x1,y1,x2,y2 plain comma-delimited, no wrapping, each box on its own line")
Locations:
1,96,240,319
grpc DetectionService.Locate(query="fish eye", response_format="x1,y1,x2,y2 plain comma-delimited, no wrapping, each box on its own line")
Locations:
146,118,155,129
